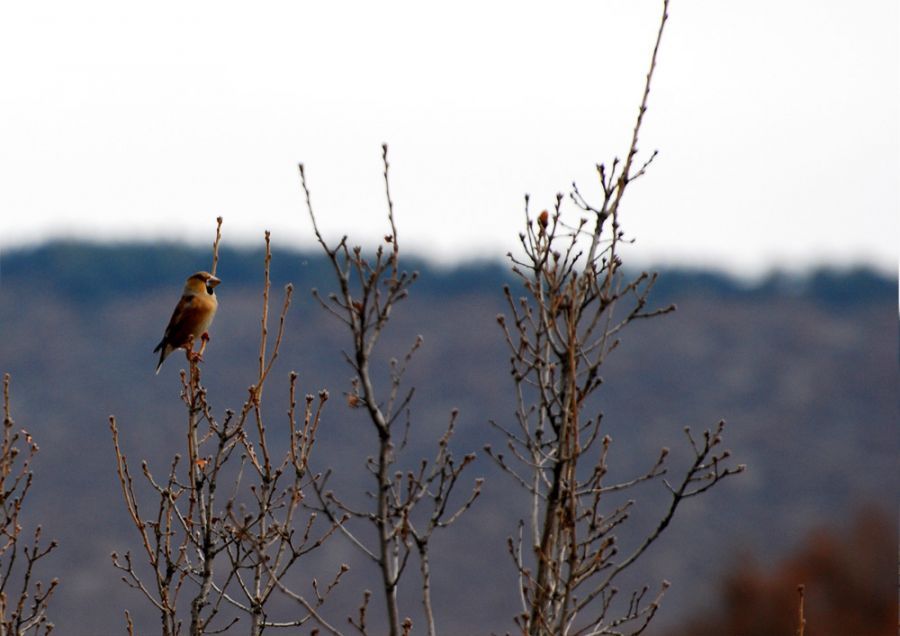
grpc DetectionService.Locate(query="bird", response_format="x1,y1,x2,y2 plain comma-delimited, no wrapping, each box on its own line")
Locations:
153,271,221,374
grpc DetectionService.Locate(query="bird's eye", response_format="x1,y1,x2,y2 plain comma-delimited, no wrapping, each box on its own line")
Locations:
206,282,214,294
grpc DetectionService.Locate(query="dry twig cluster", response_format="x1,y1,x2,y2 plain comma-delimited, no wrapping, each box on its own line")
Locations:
110,224,338,635
0,375,57,635
299,146,482,636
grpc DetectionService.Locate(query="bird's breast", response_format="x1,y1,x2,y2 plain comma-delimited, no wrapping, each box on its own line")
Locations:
196,294,218,333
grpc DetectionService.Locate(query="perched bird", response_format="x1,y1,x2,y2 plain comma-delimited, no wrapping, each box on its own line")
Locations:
153,271,221,374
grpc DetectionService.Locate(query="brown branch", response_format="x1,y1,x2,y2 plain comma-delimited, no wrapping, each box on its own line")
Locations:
795,584,806,636
210,216,223,277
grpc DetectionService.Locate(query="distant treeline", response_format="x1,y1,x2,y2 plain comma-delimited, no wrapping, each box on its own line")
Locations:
1,241,893,307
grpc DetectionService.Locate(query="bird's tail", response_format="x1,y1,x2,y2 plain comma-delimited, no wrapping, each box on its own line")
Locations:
153,340,167,375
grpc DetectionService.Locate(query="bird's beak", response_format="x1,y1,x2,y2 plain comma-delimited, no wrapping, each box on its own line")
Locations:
208,276,221,288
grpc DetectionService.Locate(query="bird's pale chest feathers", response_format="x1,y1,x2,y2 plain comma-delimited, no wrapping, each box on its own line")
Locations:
188,291,218,335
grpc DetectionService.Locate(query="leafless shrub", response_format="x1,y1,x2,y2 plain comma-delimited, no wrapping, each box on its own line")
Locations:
110,222,340,635
298,146,483,636
485,2,744,634
0,374,58,635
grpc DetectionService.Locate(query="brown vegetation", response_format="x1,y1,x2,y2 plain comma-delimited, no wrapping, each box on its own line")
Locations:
663,508,896,636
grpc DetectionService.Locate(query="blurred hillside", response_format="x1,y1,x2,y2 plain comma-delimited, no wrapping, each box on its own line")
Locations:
0,242,896,633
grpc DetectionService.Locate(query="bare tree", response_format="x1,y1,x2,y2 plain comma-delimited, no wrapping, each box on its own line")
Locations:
486,1,744,634
298,146,483,636
110,221,341,635
0,374,57,635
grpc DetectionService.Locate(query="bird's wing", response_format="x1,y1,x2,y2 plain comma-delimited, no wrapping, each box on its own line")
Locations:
161,294,204,349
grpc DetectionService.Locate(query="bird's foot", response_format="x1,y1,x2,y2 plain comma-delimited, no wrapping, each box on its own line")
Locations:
198,332,211,356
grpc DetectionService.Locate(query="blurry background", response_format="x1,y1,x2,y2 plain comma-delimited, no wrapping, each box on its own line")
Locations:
0,0,897,633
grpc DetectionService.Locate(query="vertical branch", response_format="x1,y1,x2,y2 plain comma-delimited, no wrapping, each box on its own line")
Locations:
584,0,668,270
252,231,274,475
186,352,215,636
621,0,668,185
210,216,223,277
382,143,400,278
188,214,223,632
373,147,402,636
795,584,806,636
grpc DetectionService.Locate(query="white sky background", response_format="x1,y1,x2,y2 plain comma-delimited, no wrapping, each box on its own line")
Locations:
0,1,897,277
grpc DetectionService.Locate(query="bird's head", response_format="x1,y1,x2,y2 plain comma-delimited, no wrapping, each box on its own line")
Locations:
185,271,222,295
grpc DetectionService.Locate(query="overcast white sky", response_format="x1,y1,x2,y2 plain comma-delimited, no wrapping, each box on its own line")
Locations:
0,1,896,276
